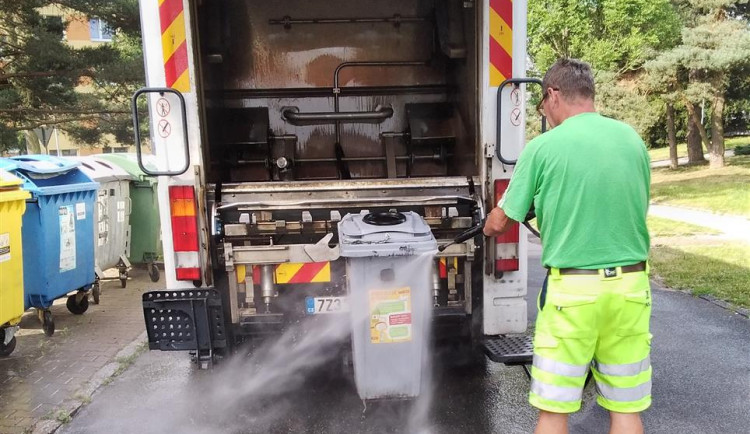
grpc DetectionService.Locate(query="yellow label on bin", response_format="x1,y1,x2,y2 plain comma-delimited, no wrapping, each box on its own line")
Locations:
369,287,412,344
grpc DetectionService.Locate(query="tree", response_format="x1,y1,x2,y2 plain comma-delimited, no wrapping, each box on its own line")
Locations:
647,0,750,168
0,0,143,152
528,0,681,73
527,0,682,155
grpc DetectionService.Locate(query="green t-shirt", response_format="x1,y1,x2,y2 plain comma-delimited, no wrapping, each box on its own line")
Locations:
499,112,651,269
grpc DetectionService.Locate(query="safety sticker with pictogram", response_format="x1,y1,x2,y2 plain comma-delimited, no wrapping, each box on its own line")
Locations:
510,88,521,106
369,287,412,344
510,108,522,126
157,119,171,138
156,98,171,117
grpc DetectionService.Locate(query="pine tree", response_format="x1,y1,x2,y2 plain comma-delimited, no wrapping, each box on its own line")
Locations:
647,0,750,168
0,0,143,152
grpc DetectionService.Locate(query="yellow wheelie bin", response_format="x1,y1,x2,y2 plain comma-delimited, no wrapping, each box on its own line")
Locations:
0,169,30,357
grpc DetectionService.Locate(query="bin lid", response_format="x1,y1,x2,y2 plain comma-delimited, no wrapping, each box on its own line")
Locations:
0,169,31,203
96,153,158,185
338,211,437,257
0,167,23,188
5,154,81,175
0,155,98,196
71,156,134,183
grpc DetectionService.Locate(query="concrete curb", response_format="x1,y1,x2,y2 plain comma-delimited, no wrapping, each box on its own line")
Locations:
652,278,749,320
30,331,148,434
696,294,750,320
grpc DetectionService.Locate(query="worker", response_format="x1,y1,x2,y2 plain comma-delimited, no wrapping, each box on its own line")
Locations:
484,58,652,434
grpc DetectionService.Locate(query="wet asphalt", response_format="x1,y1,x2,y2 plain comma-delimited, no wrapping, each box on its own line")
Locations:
60,239,750,434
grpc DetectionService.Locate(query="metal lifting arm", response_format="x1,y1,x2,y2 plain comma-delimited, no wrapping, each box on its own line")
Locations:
495,78,543,165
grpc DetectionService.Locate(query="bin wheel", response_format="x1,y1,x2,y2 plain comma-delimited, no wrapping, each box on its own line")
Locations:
42,311,55,337
92,283,101,305
66,294,89,315
149,263,160,282
120,278,127,288
0,335,16,357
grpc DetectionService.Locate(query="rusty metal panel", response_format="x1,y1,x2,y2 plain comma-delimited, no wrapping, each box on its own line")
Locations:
221,1,443,89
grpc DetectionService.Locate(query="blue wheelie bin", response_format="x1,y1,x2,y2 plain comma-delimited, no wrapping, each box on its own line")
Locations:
0,155,98,336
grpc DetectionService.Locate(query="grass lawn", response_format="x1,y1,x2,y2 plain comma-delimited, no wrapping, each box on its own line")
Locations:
648,136,749,161
650,242,750,309
650,156,750,217
647,216,719,237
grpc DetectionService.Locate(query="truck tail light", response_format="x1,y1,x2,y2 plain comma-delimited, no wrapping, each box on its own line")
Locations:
494,179,520,276
169,185,201,281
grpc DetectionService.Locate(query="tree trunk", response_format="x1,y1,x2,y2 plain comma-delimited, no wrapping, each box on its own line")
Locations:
666,103,678,170
685,100,712,149
709,77,726,169
685,102,707,163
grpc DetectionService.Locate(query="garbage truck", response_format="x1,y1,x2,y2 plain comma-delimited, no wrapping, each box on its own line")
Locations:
136,0,541,385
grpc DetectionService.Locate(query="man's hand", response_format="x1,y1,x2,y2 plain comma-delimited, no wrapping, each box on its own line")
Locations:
483,206,517,237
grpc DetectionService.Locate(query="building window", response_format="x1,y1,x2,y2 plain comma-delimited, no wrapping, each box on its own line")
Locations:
103,146,128,154
89,17,113,42
47,149,78,156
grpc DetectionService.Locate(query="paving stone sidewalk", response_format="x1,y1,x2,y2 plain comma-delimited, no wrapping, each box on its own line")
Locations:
0,268,153,434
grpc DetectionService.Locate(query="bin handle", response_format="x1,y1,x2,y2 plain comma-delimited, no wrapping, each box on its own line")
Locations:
126,197,132,216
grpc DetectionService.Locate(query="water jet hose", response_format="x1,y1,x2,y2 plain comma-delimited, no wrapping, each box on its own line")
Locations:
437,212,540,252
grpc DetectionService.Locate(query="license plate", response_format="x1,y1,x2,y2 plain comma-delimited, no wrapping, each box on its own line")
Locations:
305,296,349,315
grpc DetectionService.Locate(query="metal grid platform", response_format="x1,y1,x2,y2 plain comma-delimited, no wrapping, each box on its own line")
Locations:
481,335,533,365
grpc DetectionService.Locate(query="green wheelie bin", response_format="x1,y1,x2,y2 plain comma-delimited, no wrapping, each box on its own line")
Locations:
97,154,162,282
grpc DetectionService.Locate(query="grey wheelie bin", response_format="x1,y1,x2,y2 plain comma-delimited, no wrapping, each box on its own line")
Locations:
0,155,98,336
97,153,162,282
72,156,134,302
338,210,437,400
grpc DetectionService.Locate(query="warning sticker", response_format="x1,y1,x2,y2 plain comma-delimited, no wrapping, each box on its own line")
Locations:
0,233,10,263
59,206,77,272
98,220,108,247
369,287,412,344
76,202,86,220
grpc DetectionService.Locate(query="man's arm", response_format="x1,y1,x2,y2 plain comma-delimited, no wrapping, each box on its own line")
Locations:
483,206,520,237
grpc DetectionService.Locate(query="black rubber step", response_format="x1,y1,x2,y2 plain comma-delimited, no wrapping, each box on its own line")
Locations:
482,335,533,365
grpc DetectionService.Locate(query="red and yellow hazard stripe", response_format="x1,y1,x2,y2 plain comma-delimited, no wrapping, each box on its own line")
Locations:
159,0,190,92
276,262,331,284
438,257,459,279
489,0,513,86
250,263,332,285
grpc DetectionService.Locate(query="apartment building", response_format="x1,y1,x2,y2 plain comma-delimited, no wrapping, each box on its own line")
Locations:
29,7,144,157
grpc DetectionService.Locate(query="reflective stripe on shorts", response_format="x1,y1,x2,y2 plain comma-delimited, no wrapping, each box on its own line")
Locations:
531,379,584,402
593,356,650,377
596,380,652,402
533,354,589,377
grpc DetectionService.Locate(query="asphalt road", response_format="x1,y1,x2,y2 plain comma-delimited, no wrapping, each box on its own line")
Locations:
61,239,750,434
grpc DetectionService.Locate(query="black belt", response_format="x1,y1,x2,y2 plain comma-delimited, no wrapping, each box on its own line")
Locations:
551,261,647,277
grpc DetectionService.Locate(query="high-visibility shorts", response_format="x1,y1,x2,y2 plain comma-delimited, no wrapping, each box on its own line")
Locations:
529,266,653,414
